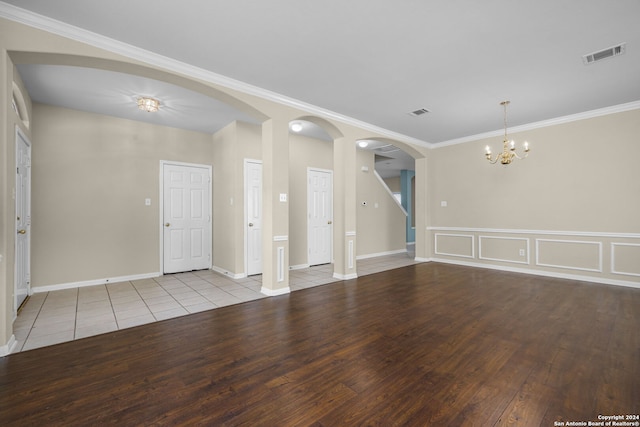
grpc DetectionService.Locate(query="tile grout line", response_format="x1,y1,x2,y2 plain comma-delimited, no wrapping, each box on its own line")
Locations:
106,282,123,331
20,292,49,351
176,276,221,311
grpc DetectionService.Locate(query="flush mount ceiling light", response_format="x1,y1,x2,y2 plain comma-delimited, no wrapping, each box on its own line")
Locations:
290,122,303,132
137,97,160,112
357,140,369,148
484,101,530,165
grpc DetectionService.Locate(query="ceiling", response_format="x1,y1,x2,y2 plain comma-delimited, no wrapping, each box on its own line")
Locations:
3,1,640,150
15,64,261,134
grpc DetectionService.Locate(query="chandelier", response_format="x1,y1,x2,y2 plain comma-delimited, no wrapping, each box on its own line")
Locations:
137,97,160,113
485,101,529,165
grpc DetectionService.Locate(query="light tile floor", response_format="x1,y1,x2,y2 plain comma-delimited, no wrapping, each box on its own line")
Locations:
13,252,418,353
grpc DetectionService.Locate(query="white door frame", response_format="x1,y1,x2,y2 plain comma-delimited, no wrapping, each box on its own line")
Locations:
307,167,333,266
15,126,32,318
159,160,212,274
244,159,262,276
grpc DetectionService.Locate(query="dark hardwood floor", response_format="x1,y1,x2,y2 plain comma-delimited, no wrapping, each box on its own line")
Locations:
1,263,638,426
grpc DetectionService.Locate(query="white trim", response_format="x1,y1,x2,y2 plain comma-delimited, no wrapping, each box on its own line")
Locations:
611,243,640,278
260,286,291,296
434,233,475,259
159,160,212,275
0,335,17,357
427,226,640,240
273,235,288,242
277,246,285,282
414,257,431,262
431,257,640,290
307,167,334,174
478,236,530,265
211,265,246,280
433,100,640,147
356,248,407,260
333,272,358,280
0,3,430,149
31,272,160,293
374,170,408,216
346,231,356,237
348,240,354,269
535,239,603,273
289,263,310,270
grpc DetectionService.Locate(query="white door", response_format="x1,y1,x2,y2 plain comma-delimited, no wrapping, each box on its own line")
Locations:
245,160,262,276
162,163,211,274
15,129,31,312
308,169,333,266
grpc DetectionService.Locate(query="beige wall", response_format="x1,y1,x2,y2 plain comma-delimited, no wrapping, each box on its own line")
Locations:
289,134,333,266
211,121,239,274
428,109,640,285
356,149,407,256
30,104,214,286
211,121,261,276
383,176,401,193
212,123,408,272
25,104,409,289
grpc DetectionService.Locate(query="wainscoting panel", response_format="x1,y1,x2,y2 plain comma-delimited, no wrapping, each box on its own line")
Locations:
611,243,640,277
434,234,474,258
536,239,602,272
479,236,529,265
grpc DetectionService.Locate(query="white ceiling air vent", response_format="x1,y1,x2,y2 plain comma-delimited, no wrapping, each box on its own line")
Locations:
583,43,626,65
408,108,430,117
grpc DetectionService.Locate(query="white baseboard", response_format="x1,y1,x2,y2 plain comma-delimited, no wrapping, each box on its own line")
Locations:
430,257,640,289
260,286,291,296
290,263,310,270
211,265,246,279
31,272,161,293
0,334,17,358
414,257,431,262
356,248,407,260
333,272,358,280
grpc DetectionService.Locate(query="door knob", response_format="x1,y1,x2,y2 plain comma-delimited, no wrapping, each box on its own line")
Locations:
249,223,254,227
327,220,332,224
17,229,26,234
165,223,171,227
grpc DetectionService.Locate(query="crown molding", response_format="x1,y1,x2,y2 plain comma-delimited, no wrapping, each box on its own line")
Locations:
0,2,430,148
432,100,640,148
